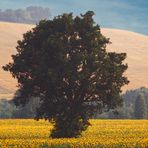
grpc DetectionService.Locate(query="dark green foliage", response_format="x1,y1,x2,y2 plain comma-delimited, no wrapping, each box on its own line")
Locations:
3,11,129,138
50,115,90,138
134,93,147,119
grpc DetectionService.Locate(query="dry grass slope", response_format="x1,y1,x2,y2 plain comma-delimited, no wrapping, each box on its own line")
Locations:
0,22,148,99
0,22,33,99
102,29,148,91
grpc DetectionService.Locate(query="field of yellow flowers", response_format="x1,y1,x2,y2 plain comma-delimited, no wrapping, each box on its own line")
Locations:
0,119,148,147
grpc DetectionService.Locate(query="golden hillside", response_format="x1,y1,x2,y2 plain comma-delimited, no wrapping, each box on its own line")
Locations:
0,22,148,99
0,22,33,99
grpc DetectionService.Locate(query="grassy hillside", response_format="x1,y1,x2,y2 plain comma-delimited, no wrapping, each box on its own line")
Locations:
0,22,33,99
102,29,148,91
0,22,148,99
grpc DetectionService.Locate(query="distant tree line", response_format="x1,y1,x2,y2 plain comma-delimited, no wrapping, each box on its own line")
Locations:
0,87,148,119
0,6,51,24
0,97,40,118
96,87,148,119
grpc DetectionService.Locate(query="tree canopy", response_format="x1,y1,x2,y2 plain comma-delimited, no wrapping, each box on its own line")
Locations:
3,11,129,138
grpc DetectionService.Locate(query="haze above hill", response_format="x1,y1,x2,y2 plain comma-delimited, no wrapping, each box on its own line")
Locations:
0,22,148,99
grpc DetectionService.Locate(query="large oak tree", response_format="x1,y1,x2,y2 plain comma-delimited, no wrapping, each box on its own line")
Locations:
3,11,129,138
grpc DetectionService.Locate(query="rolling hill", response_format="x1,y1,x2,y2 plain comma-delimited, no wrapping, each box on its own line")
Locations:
0,22,33,99
0,22,148,99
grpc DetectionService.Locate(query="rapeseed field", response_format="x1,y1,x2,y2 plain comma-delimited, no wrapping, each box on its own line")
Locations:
0,119,148,147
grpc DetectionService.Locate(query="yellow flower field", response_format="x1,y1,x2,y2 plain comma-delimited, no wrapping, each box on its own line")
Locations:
0,119,148,147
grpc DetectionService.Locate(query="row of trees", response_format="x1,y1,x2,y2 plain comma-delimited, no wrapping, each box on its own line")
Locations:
1,87,147,119
14,97,40,118
0,98,39,118
123,87,148,119
96,87,148,119
134,93,147,119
